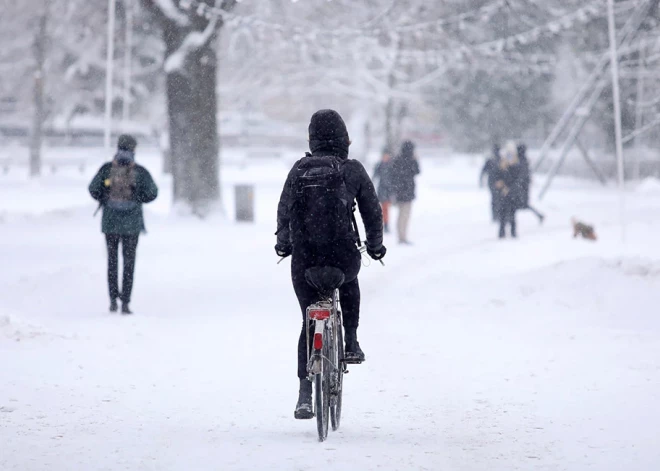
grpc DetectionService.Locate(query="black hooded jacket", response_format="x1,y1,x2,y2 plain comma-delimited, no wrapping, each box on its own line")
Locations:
276,150,383,250
481,158,500,191
390,143,420,203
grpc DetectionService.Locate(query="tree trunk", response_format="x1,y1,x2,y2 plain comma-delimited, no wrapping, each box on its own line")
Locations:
144,0,236,215
164,25,219,211
384,37,403,153
385,99,408,154
385,98,396,152
30,12,47,177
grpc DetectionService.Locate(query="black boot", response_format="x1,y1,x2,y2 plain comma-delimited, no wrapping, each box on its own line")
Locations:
294,379,313,419
121,303,133,315
344,328,365,363
109,299,118,313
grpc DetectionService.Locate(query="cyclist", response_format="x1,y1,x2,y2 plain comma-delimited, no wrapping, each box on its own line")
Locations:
275,109,387,419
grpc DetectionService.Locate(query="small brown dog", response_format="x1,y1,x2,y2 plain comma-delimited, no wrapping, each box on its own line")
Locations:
572,218,597,241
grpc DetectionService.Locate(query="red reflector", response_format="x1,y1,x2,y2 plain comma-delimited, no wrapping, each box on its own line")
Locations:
314,333,323,350
309,309,330,320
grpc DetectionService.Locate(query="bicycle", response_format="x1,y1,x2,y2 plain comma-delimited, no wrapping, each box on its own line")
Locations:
279,245,383,442
303,266,355,441
304,247,383,441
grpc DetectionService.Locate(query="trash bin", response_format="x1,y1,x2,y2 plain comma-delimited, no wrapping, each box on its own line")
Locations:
235,184,254,222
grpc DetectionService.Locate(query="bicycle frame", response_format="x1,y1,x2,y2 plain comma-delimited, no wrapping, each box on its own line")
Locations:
305,290,340,378
305,288,346,440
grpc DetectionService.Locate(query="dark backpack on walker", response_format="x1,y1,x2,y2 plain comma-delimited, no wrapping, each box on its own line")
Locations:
106,161,137,210
288,154,356,245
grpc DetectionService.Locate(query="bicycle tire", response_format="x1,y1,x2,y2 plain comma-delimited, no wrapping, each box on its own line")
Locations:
330,310,344,431
315,329,331,442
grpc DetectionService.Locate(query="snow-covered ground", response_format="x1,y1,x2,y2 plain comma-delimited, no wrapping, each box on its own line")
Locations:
1,149,660,470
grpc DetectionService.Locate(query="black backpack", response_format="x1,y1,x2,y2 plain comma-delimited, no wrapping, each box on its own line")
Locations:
288,154,356,245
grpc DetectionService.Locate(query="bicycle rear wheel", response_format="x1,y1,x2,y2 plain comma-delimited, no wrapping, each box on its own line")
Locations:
330,312,344,431
315,329,331,441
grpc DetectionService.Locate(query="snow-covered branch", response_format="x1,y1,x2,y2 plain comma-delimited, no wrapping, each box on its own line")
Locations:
153,0,190,27
164,15,218,73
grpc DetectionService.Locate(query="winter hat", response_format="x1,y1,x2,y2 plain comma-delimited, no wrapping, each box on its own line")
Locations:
117,134,137,152
503,140,518,163
308,109,350,155
400,140,415,159
115,134,137,165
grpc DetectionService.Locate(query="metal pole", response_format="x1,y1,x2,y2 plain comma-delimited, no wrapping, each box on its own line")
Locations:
607,0,626,241
533,0,652,172
576,138,608,186
633,37,646,181
122,0,133,126
533,62,605,172
104,0,117,151
539,79,607,200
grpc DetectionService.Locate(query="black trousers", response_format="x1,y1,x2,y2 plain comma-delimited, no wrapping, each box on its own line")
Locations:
105,234,139,303
490,189,501,222
499,200,517,238
291,240,361,379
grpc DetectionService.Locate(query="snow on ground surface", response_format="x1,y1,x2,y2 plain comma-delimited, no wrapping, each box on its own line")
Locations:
1,148,660,470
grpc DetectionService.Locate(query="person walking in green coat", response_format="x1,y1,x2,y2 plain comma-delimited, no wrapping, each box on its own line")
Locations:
88,134,158,314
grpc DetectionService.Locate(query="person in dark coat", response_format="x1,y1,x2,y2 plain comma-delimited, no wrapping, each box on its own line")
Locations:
372,146,393,233
480,144,501,222
516,144,544,224
390,140,420,244
274,109,385,419
493,142,524,238
88,134,158,314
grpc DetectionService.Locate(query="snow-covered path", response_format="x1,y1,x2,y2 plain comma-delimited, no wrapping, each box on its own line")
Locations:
1,154,660,470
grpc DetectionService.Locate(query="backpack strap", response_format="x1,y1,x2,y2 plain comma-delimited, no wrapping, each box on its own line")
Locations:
336,159,361,247
351,202,361,247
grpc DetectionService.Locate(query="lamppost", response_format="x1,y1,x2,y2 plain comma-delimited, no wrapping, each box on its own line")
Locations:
123,0,133,126
104,0,117,151
607,0,625,241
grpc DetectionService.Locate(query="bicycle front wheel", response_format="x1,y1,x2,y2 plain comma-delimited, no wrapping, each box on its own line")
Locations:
315,329,331,441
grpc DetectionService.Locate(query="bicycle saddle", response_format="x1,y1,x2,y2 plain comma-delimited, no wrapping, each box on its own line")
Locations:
305,266,345,294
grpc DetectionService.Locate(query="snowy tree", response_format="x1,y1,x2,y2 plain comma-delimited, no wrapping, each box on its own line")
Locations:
141,0,237,214
204,0,606,152
0,0,164,175
567,0,660,149
0,0,52,175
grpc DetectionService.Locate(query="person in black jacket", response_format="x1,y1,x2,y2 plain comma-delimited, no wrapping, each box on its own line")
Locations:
493,142,524,238
372,146,393,232
390,140,420,244
88,135,158,314
480,144,501,222
274,109,386,419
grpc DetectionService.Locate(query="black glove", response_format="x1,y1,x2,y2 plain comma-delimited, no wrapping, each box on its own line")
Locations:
366,244,387,261
275,243,292,258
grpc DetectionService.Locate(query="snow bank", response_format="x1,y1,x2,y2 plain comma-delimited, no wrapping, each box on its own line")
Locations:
637,177,660,194
609,257,660,278
0,313,52,341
